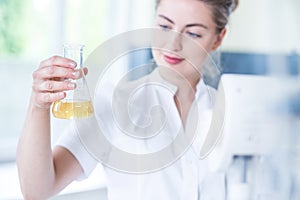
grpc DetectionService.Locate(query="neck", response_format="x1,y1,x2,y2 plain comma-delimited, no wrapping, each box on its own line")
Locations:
158,66,200,98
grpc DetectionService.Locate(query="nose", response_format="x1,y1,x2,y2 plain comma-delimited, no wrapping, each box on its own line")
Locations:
167,31,183,52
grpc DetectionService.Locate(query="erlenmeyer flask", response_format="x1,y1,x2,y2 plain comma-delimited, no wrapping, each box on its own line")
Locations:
52,44,94,119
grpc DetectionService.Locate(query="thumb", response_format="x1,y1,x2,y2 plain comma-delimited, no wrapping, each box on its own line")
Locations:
83,67,88,76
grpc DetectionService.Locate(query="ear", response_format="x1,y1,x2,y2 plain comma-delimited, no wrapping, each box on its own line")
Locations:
212,28,227,51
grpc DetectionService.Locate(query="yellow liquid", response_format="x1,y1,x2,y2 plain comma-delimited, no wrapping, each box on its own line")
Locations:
52,100,94,119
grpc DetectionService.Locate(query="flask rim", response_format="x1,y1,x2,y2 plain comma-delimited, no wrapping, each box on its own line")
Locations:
63,43,85,50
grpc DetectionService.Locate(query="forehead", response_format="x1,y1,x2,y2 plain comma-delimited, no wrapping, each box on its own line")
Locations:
156,0,215,26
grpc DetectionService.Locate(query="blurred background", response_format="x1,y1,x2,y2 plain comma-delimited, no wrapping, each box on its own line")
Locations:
0,0,299,199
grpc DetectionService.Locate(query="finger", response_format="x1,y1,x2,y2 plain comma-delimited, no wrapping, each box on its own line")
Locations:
39,56,77,69
33,92,66,108
52,69,81,81
33,66,81,80
33,80,76,93
51,69,83,81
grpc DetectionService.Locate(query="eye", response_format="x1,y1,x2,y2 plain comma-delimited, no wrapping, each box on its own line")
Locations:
186,31,202,38
159,24,171,31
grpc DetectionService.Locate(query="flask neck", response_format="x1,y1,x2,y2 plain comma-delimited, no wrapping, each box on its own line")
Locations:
63,44,84,69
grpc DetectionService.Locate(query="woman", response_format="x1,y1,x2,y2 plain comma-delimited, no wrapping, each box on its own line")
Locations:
17,0,238,199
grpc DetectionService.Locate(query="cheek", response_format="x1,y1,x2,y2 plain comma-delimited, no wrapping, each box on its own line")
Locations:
152,29,169,49
151,48,162,65
185,50,207,69
181,39,212,67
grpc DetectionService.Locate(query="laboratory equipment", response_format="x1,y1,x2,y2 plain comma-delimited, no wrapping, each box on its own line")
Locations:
207,74,298,200
52,44,94,119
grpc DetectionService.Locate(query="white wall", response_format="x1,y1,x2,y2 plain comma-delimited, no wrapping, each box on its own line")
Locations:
106,0,155,36
222,0,300,54
108,0,300,54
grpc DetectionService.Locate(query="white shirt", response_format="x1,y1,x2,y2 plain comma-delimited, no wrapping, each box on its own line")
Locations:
57,68,225,200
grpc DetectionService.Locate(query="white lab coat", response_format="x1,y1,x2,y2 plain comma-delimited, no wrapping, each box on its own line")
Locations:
57,67,225,200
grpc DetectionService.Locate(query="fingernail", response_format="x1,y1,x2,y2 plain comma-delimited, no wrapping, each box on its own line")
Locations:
68,83,75,89
68,62,77,67
72,71,80,78
59,92,65,98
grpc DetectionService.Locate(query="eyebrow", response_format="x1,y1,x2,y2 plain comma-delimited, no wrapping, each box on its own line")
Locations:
158,14,208,29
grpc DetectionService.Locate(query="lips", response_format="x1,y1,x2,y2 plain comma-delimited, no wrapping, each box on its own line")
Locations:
163,54,184,65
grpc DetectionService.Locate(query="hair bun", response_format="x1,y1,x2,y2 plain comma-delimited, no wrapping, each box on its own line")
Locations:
231,0,239,13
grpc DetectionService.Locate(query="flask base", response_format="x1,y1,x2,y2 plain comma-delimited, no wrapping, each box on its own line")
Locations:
52,100,94,119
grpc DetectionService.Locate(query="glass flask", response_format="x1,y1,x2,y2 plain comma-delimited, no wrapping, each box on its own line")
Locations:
52,44,94,119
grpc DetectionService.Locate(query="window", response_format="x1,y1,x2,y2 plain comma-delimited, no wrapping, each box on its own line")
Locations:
0,0,109,162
